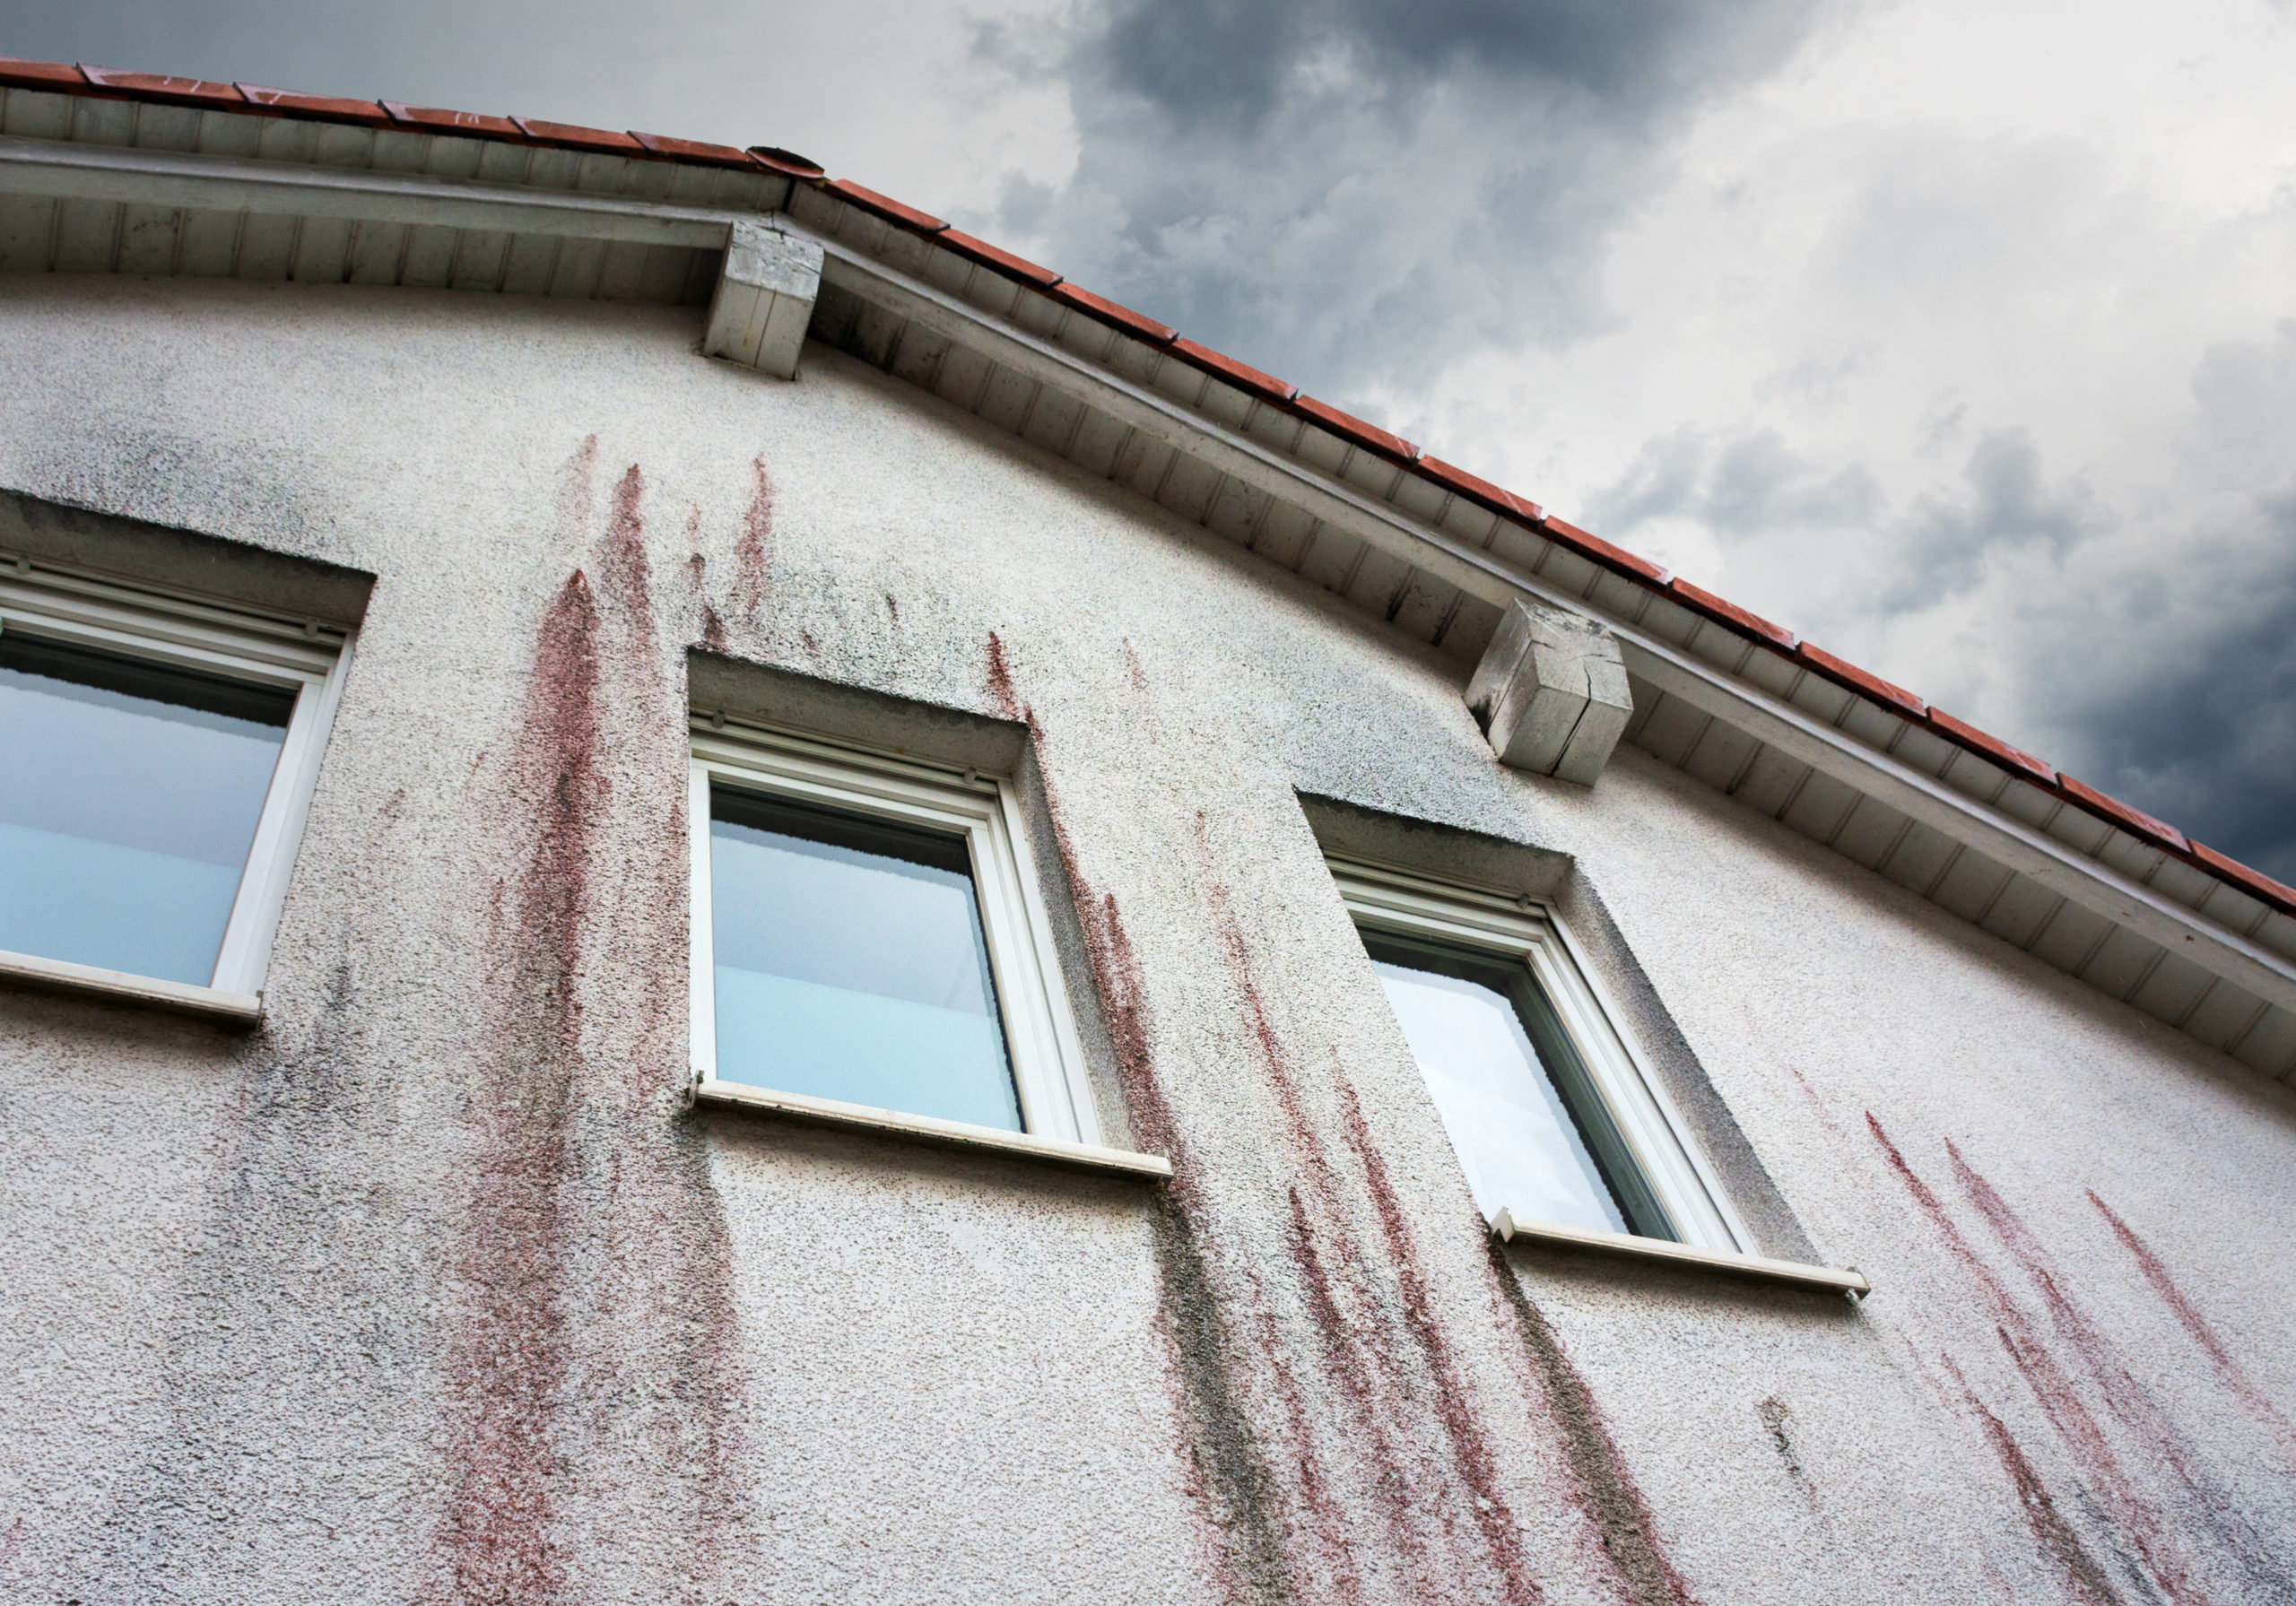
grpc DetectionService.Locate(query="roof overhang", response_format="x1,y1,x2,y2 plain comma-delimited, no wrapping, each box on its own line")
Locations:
1,74,2290,1084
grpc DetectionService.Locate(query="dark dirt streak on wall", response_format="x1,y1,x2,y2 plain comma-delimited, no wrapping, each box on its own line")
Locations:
69,782,422,1595
1477,1234,1700,1606
983,632,1300,1606
735,457,775,627
1863,1116,2200,1606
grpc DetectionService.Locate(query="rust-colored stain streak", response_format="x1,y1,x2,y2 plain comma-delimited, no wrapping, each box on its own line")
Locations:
438,569,604,1604
1189,818,1550,1604
2087,1190,2294,1450
984,629,1022,724
598,464,657,654
1867,1117,2204,1604
735,456,775,622
1002,641,1292,1603
1944,1359,2130,1606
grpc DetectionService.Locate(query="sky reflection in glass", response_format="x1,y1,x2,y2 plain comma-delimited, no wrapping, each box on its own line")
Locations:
0,634,293,985
709,788,1022,1132
1370,943,1631,1235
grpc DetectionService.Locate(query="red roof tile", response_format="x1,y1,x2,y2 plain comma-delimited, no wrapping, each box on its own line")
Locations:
79,66,245,108
511,117,644,155
2189,842,2296,915
1926,707,2053,784
1668,577,1796,652
1170,337,1297,404
747,145,825,178
237,84,394,126
1290,395,1418,464
0,55,82,91
1419,456,1542,523
2057,775,2187,853
629,130,756,168
939,228,1061,287
1046,281,1178,344
1539,515,1671,586
825,179,947,233
383,102,523,138
1795,642,1926,717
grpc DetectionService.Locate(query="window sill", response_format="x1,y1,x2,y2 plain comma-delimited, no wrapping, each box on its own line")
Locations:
0,950,263,1026
1490,1209,1870,1299
691,1080,1174,1181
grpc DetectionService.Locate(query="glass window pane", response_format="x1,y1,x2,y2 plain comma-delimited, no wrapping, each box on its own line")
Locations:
709,786,1023,1132
1365,930,1668,1238
0,633,294,985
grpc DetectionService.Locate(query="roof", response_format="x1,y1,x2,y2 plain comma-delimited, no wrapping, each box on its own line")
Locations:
0,51,2289,933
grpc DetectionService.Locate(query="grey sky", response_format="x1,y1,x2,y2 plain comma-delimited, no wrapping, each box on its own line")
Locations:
9,1,2294,878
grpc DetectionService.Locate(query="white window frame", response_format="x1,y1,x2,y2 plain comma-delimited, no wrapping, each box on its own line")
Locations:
688,718,1105,1149
1331,855,1752,1254
0,554,354,1012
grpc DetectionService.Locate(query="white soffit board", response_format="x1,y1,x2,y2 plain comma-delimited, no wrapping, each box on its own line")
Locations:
1,110,2290,1081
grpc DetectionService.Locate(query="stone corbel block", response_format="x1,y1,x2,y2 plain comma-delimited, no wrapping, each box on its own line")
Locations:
1465,599,1633,785
703,220,822,380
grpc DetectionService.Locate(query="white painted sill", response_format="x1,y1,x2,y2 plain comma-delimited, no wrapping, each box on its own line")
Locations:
691,1081,1174,1182
1491,1210,1871,1299
0,949,263,1026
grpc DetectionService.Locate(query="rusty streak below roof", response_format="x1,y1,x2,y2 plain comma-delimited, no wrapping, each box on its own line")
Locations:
1,50,2288,922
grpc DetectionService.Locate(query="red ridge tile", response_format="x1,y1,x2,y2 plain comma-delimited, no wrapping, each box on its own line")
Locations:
1668,577,1796,652
1290,395,1418,464
1046,281,1178,344
2189,842,2296,915
1795,641,1926,717
2057,775,2187,853
1925,707,2053,784
0,56,89,91
630,130,755,168
939,228,1061,287
825,179,947,233
511,117,643,154
1170,337,1297,404
237,84,393,126
383,101,522,138
747,145,825,178
1539,515,1671,586
1418,455,1541,523
80,66,245,108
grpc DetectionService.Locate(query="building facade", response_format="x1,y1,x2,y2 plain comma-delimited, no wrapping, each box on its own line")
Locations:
1,58,2292,1605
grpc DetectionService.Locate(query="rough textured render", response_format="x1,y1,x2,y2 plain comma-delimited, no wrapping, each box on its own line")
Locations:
703,221,822,380
1466,598,1634,784
0,272,2290,1606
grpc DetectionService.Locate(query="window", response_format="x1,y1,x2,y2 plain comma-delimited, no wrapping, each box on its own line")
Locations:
0,558,351,1009
688,720,1101,1147
1333,856,1747,1253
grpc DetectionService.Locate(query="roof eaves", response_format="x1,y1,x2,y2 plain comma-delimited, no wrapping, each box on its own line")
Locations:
11,49,2287,930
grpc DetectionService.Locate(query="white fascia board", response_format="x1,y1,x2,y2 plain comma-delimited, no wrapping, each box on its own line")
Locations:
1622,635,2296,1016
0,133,749,247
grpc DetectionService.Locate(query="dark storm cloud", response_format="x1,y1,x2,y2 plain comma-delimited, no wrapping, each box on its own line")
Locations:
1002,0,1822,404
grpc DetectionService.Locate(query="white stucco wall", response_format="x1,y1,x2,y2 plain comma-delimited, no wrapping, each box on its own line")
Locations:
0,273,2290,1605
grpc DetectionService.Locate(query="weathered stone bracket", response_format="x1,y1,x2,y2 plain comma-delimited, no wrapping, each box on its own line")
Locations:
1465,599,1633,785
703,220,822,380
